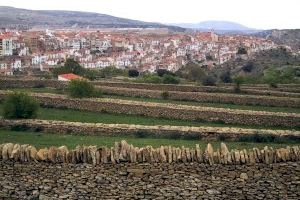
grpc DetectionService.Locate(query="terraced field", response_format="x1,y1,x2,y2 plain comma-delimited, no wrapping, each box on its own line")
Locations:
0,78,299,148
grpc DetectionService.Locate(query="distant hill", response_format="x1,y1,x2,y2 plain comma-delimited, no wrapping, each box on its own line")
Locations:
0,6,184,31
170,20,259,34
254,29,300,50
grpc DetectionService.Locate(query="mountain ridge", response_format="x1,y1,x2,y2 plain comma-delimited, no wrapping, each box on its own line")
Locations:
0,6,185,31
170,20,261,34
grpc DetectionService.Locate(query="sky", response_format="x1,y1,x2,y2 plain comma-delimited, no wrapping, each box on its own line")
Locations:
0,0,299,29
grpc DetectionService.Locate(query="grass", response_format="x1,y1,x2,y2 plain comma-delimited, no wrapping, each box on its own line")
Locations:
7,88,300,114
0,129,298,150
0,104,298,131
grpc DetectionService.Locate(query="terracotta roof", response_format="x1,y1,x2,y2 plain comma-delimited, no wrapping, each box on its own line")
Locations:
58,73,83,80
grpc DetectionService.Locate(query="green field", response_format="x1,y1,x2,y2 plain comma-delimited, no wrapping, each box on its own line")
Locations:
0,104,297,130
7,88,300,113
0,129,298,149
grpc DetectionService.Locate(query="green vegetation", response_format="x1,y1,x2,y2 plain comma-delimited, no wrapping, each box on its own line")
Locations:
0,129,298,149
233,76,245,93
237,47,248,55
52,58,85,76
98,66,128,78
176,63,206,82
128,69,140,77
162,74,180,84
136,73,180,84
68,79,102,98
219,70,232,83
52,59,127,80
2,92,39,119
238,133,300,143
263,66,300,86
217,48,300,85
202,76,217,86
160,91,170,100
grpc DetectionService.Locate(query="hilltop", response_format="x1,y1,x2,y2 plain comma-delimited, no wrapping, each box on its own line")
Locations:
0,6,184,31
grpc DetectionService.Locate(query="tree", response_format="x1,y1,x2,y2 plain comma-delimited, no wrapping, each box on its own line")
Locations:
237,47,247,55
157,69,174,77
161,91,170,100
242,61,254,72
220,70,232,83
233,76,245,93
206,55,214,61
202,76,217,86
99,66,127,78
3,92,39,119
162,74,180,84
52,58,85,76
177,63,206,82
128,69,140,77
68,79,100,98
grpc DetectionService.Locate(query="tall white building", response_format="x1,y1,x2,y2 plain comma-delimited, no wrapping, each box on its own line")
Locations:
0,35,13,56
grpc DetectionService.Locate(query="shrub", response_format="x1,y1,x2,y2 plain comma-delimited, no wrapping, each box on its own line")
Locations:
234,86,241,93
237,47,247,55
233,76,244,93
161,91,170,100
52,58,85,76
128,69,140,77
217,134,229,141
3,92,39,119
202,76,217,86
238,133,277,143
134,130,152,138
68,79,98,98
168,132,182,140
220,70,232,83
182,133,203,140
269,82,278,88
157,69,174,77
162,74,180,84
242,62,254,72
10,124,30,132
137,74,163,84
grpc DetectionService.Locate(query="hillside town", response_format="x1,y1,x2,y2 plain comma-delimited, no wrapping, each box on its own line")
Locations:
0,28,278,75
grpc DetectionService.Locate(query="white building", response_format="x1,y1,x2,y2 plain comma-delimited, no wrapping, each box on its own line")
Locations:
0,36,13,56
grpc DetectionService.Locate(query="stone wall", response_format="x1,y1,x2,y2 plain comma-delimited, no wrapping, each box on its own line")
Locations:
100,86,300,108
0,161,299,199
1,141,300,165
0,141,300,199
0,119,299,140
0,91,299,127
0,79,66,89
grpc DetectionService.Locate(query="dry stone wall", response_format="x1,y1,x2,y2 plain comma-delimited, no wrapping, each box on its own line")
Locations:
0,119,299,140
1,141,300,165
1,161,299,199
0,91,299,127
1,141,300,199
0,79,66,89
